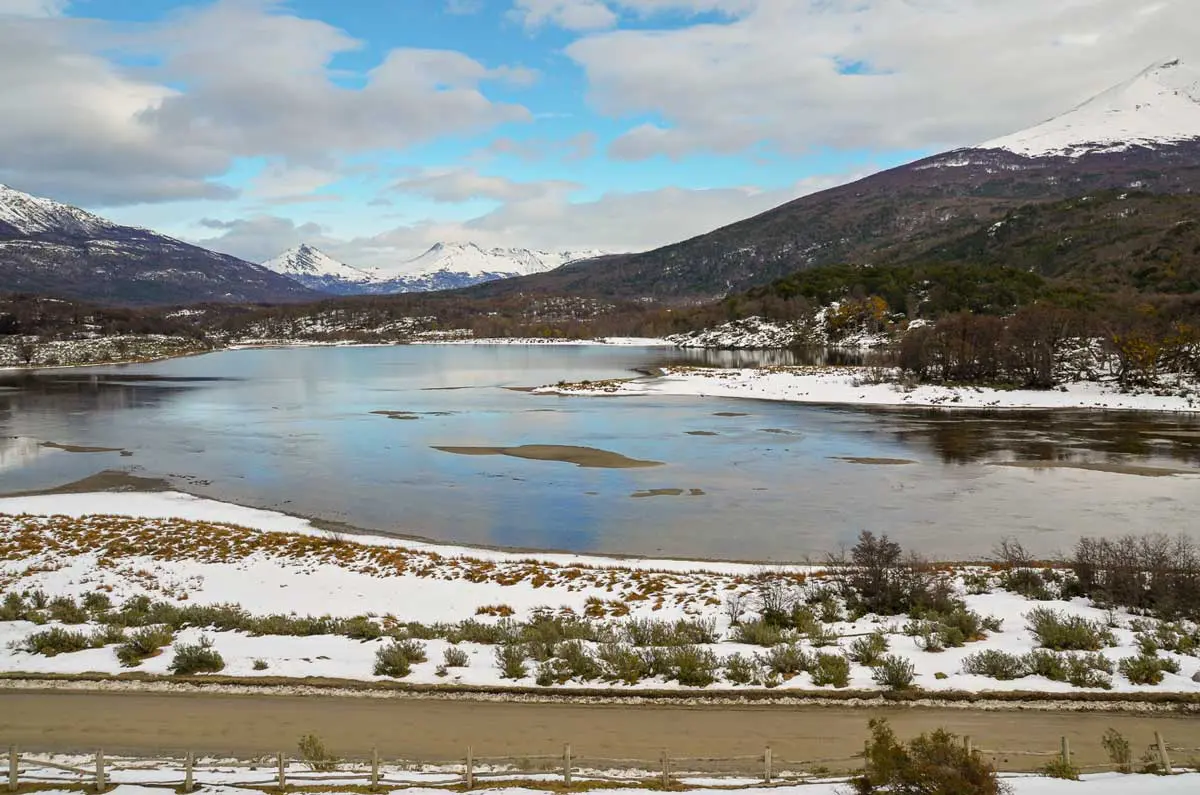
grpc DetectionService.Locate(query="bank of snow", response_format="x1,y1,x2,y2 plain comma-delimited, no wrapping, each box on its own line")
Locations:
535,366,1200,413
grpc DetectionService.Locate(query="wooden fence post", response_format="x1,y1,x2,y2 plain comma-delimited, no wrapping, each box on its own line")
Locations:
277,752,286,790
764,746,772,784
563,744,572,786
1155,732,1173,775
1060,737,1070,768
465,747,474,790
7,746,17,793
660,749,670,789
95,749,106,793
184,751,194,793
370,747,380,789
963,736,973,755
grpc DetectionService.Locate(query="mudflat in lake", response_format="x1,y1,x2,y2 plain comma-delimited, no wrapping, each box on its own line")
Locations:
2,345,1200,560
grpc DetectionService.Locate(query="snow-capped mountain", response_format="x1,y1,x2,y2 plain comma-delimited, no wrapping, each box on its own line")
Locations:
476,58,1200,300
262,244,380,295
0,184,316,306
264,241,609,295
980,58,1200,158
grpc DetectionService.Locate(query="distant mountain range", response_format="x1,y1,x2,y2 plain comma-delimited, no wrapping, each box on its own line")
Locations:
468,58,1200,301
261,242,609,295
0,184,316,305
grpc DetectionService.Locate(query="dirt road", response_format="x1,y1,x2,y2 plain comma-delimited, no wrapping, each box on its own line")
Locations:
3,690,1199,772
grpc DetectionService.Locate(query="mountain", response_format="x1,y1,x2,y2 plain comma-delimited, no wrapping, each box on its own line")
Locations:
262,244,380,296
467,58,1200,302
263,241,609,295
0,184,317,306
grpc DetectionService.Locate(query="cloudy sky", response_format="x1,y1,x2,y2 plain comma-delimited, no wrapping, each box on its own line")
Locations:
0,0,1195,272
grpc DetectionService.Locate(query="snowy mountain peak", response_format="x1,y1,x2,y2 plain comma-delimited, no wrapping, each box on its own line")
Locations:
262,244,378,284
397,242,608,279
0,183,117,237
979,58,1200,158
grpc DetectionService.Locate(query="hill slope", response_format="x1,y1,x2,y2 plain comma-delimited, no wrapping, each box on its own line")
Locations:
0,185,317,306
469,59,1200,302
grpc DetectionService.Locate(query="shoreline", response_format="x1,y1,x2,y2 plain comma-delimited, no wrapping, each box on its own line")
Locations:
535,365,1200,415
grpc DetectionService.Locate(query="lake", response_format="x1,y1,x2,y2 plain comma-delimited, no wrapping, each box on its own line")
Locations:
2,344,1199,561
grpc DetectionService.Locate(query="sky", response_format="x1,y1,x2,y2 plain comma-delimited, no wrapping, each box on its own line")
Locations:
0,0,1197,273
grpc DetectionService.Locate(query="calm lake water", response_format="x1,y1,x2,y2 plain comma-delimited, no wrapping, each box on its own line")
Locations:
2,345,1199,561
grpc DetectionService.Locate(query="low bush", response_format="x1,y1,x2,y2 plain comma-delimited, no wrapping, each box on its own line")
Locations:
47,596,88,624
849,632,890,666
297,734,339,772
18,626,93,656
670,645,721,687
555,640,601,681
620,618,718,647
723,653,759,685
810,652,851,688
82,592,113,614
1026,608,1114,651
872,655,916,690
730,619,784,647
853,718,1006,795
253,658,270,671
1101,728,1132,774
116,626,175,667
1064,654,1114,689
169,636,225,675
807,623,841,647
340,616,384,641
1041,758,1080,781
495,643,528,680
759,643,810,676
597,643,649,684
1118,653,1180,686
961,650,1025,681
374,639,428,677
443,646,470,668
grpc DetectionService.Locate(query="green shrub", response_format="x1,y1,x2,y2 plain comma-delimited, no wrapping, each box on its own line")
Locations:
443,646,470,668
849,632,890,666
116,626,175,667
495,643,528,680
872,655,916,690
1026,608,1114,651
374,639,427,677
1119,653,1180,686
1023,649,1067,681
1065,654,1114,689
82,592,113,614
0,593,27,621
297,734,339,772
18,626,93,656
962,650,1025,681
597,643,649,684
47,596,88,624
1102,728,1132,774
811,653,851,688
535,660,568,686
670,645,721,687
169,636,225,675
853,718,1006,795
89,625,126,647
555,640,601,681
253,659,270,671
620,618,718,647
1041,758,1079,780
723,653,759,685
340,616,384,641
730,619,784,646
760,643,810,676
808,623,840,647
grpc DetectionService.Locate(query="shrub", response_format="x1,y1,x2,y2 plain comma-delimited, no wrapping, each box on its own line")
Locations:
0,593,27,621
253,659,270,671
116,626,175,667
597,643,648,685
962,650,1025,681
18,626,93,656
495,643,528,680
670,645,721,687
297,734,339,772
1101,728,1132,774
811,653,851,688
1026,608,1114,651
169,636,225,675
853,718,1007,795
82,592,113,614
1118,654,1180,686
723,653,759,685
730,619,784,646
1065,654,1114,689
340,616,384,641
1023,649,1067,681
374,639,427,677
620,618,718,647
760,643,810,676
443,646,470,668
536,660,568,687
47,596,88,624
555,640,601,681
872,655,916,690
808,623,840,647
917,624,945,653
1041,758,1080,780
849,632,890,666
90,625,126,647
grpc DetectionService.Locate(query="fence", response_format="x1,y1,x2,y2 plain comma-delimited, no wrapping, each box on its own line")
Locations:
6,732,1199,793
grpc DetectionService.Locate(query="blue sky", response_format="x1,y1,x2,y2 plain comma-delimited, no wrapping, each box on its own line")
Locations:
0,0,1191,271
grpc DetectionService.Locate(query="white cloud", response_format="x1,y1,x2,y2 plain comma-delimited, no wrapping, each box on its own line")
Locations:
196,215,333,264
392,167,580,203
0,1,531,206
0,0,67,16
567,0,1200,158
512,0,618,31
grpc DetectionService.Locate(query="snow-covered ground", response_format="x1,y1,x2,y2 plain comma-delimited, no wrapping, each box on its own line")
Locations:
3,491,1200,694
535,366,1200,414
411,336,673,347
